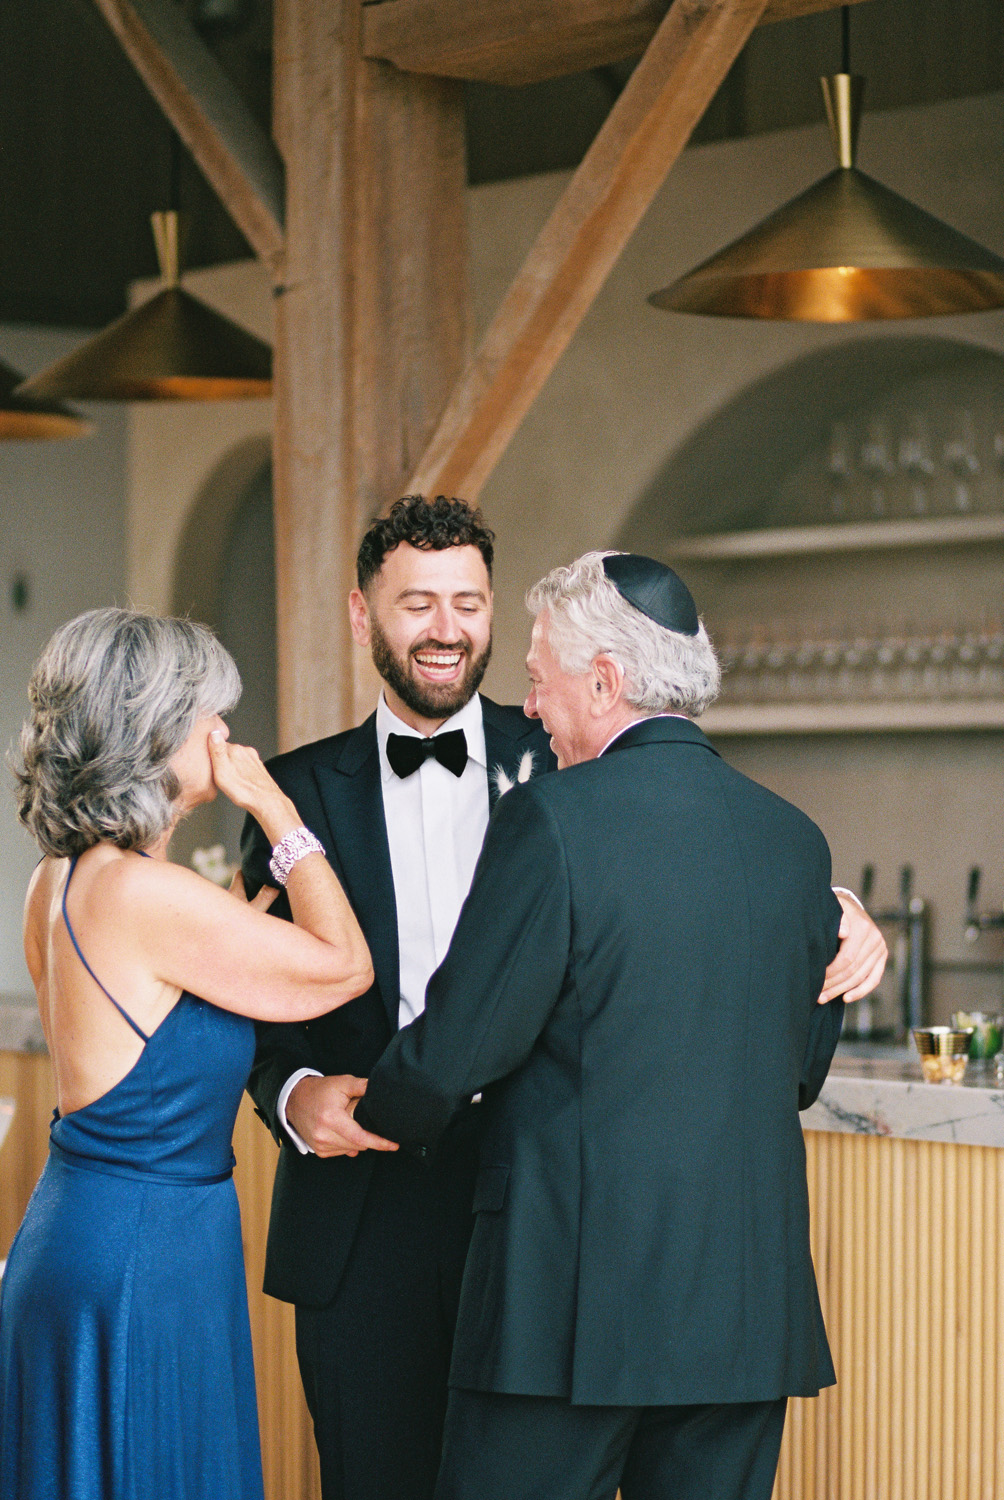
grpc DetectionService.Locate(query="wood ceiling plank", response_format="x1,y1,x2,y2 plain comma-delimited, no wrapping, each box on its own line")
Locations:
362,0,875,86
407,0,772,503
92,0,285,271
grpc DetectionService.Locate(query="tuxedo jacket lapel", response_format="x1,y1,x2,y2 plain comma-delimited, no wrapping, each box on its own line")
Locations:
481,697,543,810
312,715,401,1032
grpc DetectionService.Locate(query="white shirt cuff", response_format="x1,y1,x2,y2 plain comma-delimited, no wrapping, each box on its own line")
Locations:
832,886,863,910
277,1068,323,1155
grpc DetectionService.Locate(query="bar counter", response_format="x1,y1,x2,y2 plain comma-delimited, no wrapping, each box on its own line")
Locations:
776,1043,1004,1500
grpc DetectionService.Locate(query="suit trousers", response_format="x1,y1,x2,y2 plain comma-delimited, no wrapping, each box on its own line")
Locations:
433,1389,789,1500
294,1114,481,1500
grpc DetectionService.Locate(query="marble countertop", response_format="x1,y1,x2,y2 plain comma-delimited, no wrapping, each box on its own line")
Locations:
804,1046,1004,1147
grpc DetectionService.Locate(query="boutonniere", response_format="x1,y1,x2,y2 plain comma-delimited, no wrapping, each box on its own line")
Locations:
491,749,537,797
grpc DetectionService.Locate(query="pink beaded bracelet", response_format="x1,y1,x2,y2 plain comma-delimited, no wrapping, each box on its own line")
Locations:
268,826,325,887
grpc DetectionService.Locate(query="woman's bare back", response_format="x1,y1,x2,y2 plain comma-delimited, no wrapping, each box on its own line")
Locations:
24,849,182,1117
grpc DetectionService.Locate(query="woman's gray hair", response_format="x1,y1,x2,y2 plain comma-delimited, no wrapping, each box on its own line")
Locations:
13,608,241,858
526,551,721,716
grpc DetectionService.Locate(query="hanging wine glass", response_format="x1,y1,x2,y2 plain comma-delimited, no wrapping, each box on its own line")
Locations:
943,408,980,475
861,417,894,519
826,420,852,520
899,413,935,476
943,408,980,513
899,413,934,516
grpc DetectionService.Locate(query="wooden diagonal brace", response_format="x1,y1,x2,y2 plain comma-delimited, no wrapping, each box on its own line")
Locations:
408,0,772,502
92,0,285,272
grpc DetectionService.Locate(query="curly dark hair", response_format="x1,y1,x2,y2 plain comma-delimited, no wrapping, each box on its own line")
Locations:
356,496,495,592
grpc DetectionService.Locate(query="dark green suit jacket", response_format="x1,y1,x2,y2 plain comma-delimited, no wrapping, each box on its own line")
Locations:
358,716,844,1406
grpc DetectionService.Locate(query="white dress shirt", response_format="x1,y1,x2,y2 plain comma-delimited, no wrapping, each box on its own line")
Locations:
376,691,490,1026
279,692,491,1153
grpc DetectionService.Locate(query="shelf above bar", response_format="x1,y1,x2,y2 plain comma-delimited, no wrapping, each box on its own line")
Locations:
665,512,1004,562
698,699,1004,735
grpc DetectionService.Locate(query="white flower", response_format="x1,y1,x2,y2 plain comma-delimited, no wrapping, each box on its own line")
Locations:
191,844,237,887
491,749,536,798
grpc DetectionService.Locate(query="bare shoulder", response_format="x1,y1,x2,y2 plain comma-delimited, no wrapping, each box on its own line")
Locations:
24,856,58,917
93,849,228,917
23,858,62,972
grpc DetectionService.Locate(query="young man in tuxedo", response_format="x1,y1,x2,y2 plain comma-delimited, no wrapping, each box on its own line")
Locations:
356,552,853,1500
242,502,885,1500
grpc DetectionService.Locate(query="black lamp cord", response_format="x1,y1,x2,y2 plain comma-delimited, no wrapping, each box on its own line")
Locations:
841,4,851,74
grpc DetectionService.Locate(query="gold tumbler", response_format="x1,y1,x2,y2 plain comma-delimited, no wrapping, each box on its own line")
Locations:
912,1026,974,1084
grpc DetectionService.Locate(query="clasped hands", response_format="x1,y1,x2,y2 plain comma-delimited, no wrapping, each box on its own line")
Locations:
280,894,885,1155
286,1074,398,1158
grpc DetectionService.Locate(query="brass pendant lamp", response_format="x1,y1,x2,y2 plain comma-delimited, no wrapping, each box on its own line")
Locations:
17,211,272,401
0,358,91,440
648,15,1004,321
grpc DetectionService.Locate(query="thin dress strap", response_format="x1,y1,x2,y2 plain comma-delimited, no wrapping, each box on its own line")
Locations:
61,857,150,1043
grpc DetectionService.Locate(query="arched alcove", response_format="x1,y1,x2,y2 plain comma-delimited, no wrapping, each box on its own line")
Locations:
171,438,277,868
618,336,1004,549
172,436,273,623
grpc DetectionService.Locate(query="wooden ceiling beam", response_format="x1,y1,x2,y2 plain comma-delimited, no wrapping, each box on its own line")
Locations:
92,0,285,272
362,0,876,87
407,0,773,504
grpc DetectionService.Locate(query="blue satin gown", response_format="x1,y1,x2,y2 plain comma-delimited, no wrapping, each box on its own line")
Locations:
0,857,265,1499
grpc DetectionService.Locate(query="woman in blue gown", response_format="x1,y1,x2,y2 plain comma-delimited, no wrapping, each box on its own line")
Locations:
0,608,387,1499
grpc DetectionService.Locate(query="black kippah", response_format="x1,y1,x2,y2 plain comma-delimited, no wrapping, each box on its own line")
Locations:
602,554,700,637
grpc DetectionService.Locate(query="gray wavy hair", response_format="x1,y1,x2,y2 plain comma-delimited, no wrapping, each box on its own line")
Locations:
526,551,721,716
13,608,241,858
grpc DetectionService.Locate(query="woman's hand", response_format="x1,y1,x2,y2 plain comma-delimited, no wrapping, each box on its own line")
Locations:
208,733,300,845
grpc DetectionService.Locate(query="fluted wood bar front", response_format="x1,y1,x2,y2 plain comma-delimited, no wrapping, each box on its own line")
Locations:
773,1064,1004,1500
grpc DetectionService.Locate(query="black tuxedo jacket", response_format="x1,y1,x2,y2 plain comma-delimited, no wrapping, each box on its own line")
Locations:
357,716,844,1406
240,695,554,1307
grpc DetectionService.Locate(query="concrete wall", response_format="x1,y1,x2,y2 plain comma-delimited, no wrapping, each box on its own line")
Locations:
0,325,126,997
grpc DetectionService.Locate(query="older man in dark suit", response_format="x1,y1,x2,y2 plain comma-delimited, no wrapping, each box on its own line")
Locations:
356,551,847,1500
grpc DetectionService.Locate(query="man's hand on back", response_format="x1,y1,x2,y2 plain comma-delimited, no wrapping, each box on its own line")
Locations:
286,1074,399,1157
818,892,888,1005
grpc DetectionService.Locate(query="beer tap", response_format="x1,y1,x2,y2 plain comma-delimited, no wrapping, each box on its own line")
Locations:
964,867,1004,943
855,864,927,1040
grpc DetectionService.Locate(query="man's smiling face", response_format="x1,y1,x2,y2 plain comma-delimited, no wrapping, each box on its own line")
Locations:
350,542,493,731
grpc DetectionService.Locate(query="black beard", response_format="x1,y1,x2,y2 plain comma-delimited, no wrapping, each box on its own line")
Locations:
370,622,492,720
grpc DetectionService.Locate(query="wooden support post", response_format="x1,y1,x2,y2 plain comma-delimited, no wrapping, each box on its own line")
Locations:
271,0,470,739
408,0,771,504
91,0,285,270
244,9,470,1491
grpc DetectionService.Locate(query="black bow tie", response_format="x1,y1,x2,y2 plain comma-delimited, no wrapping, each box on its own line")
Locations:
386,728,468,780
